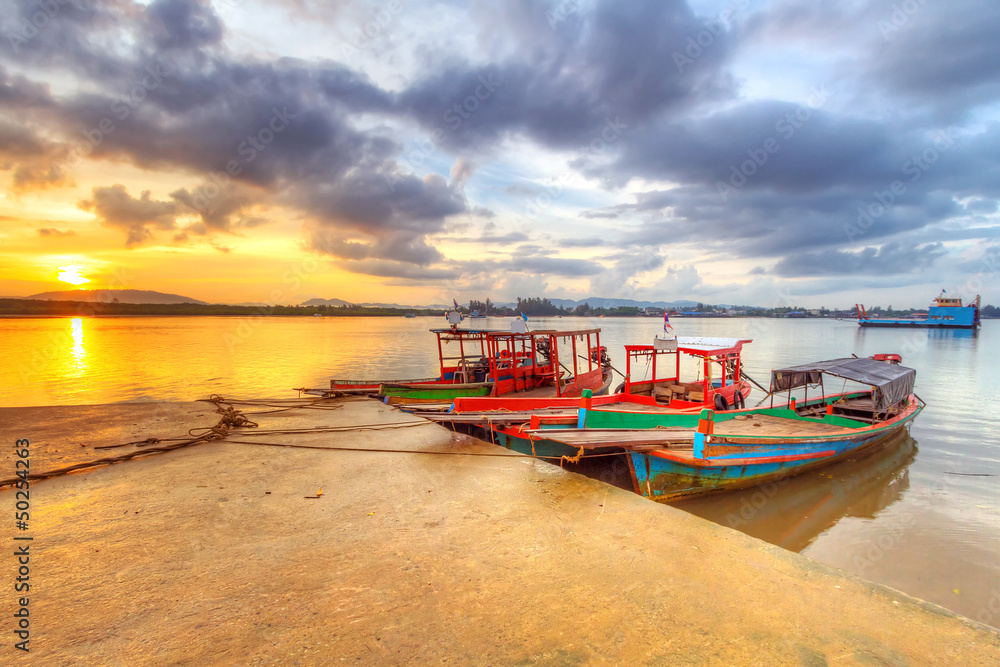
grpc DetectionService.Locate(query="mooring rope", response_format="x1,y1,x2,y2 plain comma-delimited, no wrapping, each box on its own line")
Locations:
0,395,263,486
0,395,625,487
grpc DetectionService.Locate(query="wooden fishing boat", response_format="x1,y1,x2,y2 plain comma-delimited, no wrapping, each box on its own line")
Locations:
403,327,614,415
299,328,496,398
521,357,922,501
301,324,614,409
398,327,613,409
674,430,916,552
616,336,754,410
476,336,756,456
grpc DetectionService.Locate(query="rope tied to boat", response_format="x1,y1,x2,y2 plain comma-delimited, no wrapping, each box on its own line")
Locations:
0,394,634,489
559,446,585,466
0,396,264,487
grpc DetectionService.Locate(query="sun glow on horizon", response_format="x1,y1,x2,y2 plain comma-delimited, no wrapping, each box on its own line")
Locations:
57,265,91,286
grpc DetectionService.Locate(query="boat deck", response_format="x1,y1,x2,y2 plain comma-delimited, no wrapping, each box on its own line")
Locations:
413,399,680,424
522,428,697,450
713,414,849,437
525,414,854,451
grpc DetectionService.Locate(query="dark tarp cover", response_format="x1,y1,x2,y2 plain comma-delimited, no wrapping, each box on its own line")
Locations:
770,357,916,412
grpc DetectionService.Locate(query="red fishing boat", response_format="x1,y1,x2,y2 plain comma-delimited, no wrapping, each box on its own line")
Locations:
616,336,754,411
299,323,613,407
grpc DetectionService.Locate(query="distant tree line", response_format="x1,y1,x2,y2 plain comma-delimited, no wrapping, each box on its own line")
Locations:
0,299,441,317
2,297,996,319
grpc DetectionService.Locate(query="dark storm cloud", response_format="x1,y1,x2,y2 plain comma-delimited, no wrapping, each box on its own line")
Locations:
741,0,1000,117
446,232,530,244
145,0,223,51
3,0,998,292
507,256,600,277
311,230,445,266
169,185,261,234
621,184,964,260
0,113,75,191
397,0,736,151
79,184,178,247
0,0,466,259
772,242,946,277
606,99,907,193
334,253,604,283
602,112,999,272
863,1,1000,114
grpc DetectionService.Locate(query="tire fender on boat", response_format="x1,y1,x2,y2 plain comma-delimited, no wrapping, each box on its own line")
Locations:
714,394,729,411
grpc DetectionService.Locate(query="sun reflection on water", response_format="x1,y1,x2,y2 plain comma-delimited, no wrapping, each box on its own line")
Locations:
69,317,86,369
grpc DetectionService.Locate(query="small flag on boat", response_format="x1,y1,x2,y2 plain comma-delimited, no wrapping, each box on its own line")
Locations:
520,312,528,322
663,312,674,332
453,298,461,310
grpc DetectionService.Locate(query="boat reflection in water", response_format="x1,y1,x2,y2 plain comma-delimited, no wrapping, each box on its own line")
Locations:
670,429,917,553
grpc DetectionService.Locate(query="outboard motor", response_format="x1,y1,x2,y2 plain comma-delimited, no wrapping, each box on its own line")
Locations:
591,345,611,367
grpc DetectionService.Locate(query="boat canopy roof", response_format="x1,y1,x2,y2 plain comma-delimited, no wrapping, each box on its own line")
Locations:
676,336,751,355
626,336,751,357
430,328,602,337
770,357,916,411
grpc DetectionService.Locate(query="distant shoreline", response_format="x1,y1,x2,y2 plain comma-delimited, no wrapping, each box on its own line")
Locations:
0,298,441,318
1,299,993,320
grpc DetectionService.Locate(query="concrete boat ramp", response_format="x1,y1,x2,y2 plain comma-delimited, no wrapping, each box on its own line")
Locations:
1,397,997,665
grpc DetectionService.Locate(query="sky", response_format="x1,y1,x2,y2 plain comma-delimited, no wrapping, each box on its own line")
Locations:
0,0,998,308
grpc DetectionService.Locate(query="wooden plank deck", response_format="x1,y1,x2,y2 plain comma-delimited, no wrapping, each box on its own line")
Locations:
713,414,846,437
417,409,578,424
522,428,697,449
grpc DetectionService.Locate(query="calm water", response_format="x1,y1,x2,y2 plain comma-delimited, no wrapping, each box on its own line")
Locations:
2,315,998,624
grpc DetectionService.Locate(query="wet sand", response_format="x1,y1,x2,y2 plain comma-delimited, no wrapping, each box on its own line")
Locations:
1,397,998,665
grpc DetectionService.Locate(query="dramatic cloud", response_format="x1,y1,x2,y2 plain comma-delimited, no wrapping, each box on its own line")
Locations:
772,242,947,277
78,185,178,247
1,0,998,304
37,228,76,237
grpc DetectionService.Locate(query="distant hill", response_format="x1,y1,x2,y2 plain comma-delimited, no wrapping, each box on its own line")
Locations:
301,297,351,307
24,289,207,305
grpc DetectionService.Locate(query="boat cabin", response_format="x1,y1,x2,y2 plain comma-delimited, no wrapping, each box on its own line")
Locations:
621,336,752,410
431,328,495,384
488,328,607,397
769,357,916,421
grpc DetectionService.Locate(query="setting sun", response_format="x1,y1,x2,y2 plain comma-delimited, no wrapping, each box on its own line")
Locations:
57,265,91,286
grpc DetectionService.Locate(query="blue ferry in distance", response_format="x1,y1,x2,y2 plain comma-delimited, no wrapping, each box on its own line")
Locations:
856,292,981,329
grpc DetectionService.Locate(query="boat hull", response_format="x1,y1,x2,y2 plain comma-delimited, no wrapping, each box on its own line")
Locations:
495,429,590,459
628,411,920,502
492,390,859,461
380,382,493,405
859,321,979,329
